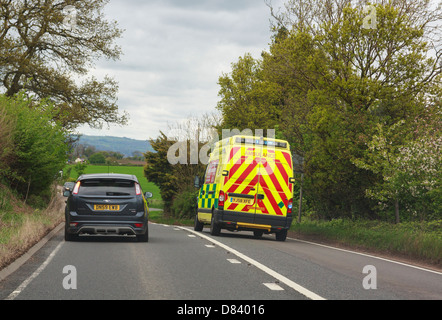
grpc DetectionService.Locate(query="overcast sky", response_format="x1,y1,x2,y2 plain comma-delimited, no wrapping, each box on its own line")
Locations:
77,0,285,140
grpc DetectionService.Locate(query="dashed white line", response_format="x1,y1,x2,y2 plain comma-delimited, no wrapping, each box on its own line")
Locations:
177,227,326,300
227,259,241,264
264,283,284,291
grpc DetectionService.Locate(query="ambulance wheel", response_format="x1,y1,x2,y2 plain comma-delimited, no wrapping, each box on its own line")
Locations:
194,213,204,231
275,229,287,242
253,231,264,239
210,215,221,236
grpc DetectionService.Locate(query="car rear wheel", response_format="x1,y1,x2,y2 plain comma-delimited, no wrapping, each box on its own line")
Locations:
137,227,149,242
64,226,78,242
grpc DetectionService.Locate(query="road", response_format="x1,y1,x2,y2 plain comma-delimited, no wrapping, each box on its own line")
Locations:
1,222,441,304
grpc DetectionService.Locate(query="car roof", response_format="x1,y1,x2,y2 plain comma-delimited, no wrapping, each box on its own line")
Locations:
77,173,139,182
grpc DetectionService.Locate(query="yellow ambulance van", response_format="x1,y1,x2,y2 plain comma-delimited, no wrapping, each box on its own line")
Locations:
194,135,295,241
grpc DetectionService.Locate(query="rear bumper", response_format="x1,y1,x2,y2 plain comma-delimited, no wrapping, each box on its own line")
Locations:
66,211,148,236
213,209,292,233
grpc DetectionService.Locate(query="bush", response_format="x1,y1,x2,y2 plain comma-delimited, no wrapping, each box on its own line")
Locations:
171,189,198,219
0,93,69,202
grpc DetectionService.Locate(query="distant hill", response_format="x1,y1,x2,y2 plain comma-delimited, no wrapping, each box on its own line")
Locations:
74,135,154,157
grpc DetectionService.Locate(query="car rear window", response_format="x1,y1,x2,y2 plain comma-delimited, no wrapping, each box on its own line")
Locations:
78,179,136,196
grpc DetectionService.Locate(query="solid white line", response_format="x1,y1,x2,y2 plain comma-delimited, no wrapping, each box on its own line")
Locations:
178,227,326,300
5,241,64,300
290,238,442,276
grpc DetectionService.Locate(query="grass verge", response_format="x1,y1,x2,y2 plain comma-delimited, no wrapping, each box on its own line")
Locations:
0,185,64,270
149,210,193,226
290,219,442,268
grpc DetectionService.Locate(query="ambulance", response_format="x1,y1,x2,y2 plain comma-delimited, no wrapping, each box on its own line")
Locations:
194,135,295,241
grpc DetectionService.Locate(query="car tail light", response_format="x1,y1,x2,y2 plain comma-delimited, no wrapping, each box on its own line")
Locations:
287,198,293,216
134,223,143,228
135,183,141,195
219,191,225,207
72,181,81,195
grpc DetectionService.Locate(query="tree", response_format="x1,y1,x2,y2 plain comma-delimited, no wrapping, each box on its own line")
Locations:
217,53,282,133
144,132,178,212
0,0,128,130
215,0,442,219
89,152,106,164
353,104,442,222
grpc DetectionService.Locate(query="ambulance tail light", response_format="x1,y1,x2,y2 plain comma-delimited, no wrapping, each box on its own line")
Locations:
219,191,225,207
287,198,293,216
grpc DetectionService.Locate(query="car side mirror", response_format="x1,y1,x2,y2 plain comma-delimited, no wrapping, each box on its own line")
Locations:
194,176,200,188
63,190,71,197
144,192,153,199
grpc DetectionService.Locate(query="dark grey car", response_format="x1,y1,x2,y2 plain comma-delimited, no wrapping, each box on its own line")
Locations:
64,173,152,242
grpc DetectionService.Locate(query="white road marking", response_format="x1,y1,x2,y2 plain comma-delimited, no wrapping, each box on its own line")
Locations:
227,259,241,264
264,283,284,291
5,242,64,300
188,235,196,238
205,244,215,248
178,227,326,300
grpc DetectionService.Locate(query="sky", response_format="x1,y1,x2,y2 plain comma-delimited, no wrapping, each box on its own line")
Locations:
77,0,285,140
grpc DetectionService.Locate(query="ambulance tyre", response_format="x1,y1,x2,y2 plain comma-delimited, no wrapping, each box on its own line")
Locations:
210,214,221,236
275,229,287,242
253,231,264,239
194,213,204,231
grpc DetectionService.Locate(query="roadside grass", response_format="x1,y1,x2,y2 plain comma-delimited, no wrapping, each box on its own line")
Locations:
290,219,442,267
0,186,64,270
149,209,193,226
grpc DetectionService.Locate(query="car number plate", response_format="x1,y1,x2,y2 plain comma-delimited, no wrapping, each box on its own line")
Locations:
94,204,120,211
230,197,253,205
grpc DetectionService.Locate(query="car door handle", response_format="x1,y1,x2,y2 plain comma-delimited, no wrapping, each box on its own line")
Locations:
208,191,215,195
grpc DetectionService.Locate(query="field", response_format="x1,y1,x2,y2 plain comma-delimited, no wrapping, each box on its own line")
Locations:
66,165,163,207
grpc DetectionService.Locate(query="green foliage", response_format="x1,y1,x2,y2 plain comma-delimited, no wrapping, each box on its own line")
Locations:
171,189,199,219
73,162,88,179
144,132,206,215
89,152,106,164
0,0,127,130
144,132,179,211
216,1,442,221
0,93,69,203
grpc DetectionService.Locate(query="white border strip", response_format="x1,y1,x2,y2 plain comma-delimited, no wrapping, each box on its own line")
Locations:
178,227,326,300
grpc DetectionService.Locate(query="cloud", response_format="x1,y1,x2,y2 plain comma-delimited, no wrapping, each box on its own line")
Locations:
78,0,281,140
